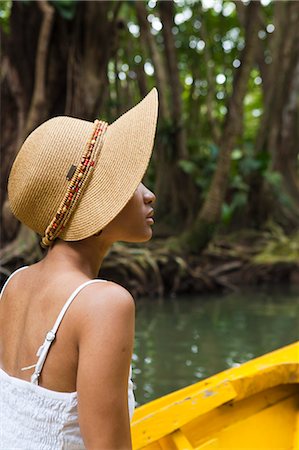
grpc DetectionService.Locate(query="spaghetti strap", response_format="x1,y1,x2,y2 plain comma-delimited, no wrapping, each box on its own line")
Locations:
30,278,107,385
0,266,29,300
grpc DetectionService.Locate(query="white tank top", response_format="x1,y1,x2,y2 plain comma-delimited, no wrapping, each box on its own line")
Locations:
0,266,135,450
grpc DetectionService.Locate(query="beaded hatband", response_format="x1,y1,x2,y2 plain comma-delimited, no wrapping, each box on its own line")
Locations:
40,119,108,249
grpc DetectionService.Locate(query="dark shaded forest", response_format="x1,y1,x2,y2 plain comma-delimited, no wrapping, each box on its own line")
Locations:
1,0,298,296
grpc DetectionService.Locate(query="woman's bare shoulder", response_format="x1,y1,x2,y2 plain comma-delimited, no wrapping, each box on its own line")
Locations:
81,279,135,308
72,279,135,339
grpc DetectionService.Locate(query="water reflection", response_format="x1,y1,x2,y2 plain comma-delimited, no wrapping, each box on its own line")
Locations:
133,285,299,406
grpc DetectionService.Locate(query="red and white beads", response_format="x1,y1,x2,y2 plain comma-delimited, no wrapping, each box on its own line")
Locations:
41,119,108,248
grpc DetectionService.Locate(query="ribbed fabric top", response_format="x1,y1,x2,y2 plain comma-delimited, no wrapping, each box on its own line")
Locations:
0,266,135,450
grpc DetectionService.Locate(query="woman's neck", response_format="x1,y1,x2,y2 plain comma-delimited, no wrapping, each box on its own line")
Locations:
40,236,112,279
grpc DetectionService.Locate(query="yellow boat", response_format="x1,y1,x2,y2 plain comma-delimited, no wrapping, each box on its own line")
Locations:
131,341,299,449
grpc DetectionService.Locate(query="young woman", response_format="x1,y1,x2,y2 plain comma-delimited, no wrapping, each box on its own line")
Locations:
0,88,158,450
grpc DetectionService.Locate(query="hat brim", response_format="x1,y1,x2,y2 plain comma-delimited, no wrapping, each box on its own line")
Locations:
59,87,158,241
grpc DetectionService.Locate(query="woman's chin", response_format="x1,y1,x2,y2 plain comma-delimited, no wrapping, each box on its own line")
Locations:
141,226,153,241
124,229,153,243
143,230,153,242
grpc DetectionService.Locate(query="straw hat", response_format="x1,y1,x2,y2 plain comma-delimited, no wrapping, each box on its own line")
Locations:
8,87,158,247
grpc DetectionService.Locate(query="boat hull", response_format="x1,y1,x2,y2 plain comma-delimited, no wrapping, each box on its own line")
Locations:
131,341,299,449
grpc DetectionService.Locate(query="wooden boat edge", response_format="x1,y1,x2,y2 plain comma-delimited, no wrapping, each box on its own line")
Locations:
131,341,299,448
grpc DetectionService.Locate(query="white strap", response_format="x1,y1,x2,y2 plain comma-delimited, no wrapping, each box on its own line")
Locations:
31,278,107,384
0,266,29,300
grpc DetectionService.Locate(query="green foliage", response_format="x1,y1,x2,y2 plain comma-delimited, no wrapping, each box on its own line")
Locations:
221,189,248,225
253,224,299,264
0,0,11,33
221,171,249,224
0,0,77,32
243,69,264,140
50,0,77,20
107,0,280,233
178,141,218,192
168,1,280,228
2,0,296,236
264,170,293,209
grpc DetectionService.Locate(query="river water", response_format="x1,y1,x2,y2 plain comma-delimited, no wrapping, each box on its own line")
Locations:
132,286,299,406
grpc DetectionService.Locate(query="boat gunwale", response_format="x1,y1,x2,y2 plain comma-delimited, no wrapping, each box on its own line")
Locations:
131,341,299,448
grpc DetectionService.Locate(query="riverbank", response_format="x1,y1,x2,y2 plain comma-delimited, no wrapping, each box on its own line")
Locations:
1,227,298,297
100,229,299,298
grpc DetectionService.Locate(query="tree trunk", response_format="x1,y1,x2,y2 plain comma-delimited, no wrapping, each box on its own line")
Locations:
198,5,221,146
135,1,169,122
0,0,122,258
270,2,299,206
25,1,55,136
155,1,197,225
180,2,261,253
1,2,42,247
65,1,122,120
276,58,299,201
247,1,299,227
159,1,186,160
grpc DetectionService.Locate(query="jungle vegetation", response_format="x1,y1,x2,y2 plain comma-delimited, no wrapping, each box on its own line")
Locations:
1,0,298,295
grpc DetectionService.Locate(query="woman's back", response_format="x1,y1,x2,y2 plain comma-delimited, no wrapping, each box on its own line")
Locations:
0,262,101,390
0,264,135,449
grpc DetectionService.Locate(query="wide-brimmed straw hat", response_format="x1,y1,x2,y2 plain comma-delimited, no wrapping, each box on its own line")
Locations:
8,87,158,248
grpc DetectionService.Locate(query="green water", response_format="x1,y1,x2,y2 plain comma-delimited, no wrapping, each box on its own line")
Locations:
133,286,299,406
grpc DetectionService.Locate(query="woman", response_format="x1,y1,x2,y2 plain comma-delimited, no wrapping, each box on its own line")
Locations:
0,88,158,449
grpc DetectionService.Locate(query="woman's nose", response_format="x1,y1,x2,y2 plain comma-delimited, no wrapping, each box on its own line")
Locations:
144,187,156,205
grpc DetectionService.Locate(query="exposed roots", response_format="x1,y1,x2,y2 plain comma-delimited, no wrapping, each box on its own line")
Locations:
100,230,299,298
1,226,298,298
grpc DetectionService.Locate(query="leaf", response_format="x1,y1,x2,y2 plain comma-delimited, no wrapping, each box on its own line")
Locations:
178,159,197,175
221,202,233,225
239,156,262,175
0,0,12,33
50,0,77,20
231,191,248,209
264,170,282,187
231,148,243,160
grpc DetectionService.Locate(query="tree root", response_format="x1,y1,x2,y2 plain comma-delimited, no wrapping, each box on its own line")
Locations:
1,230,298,298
